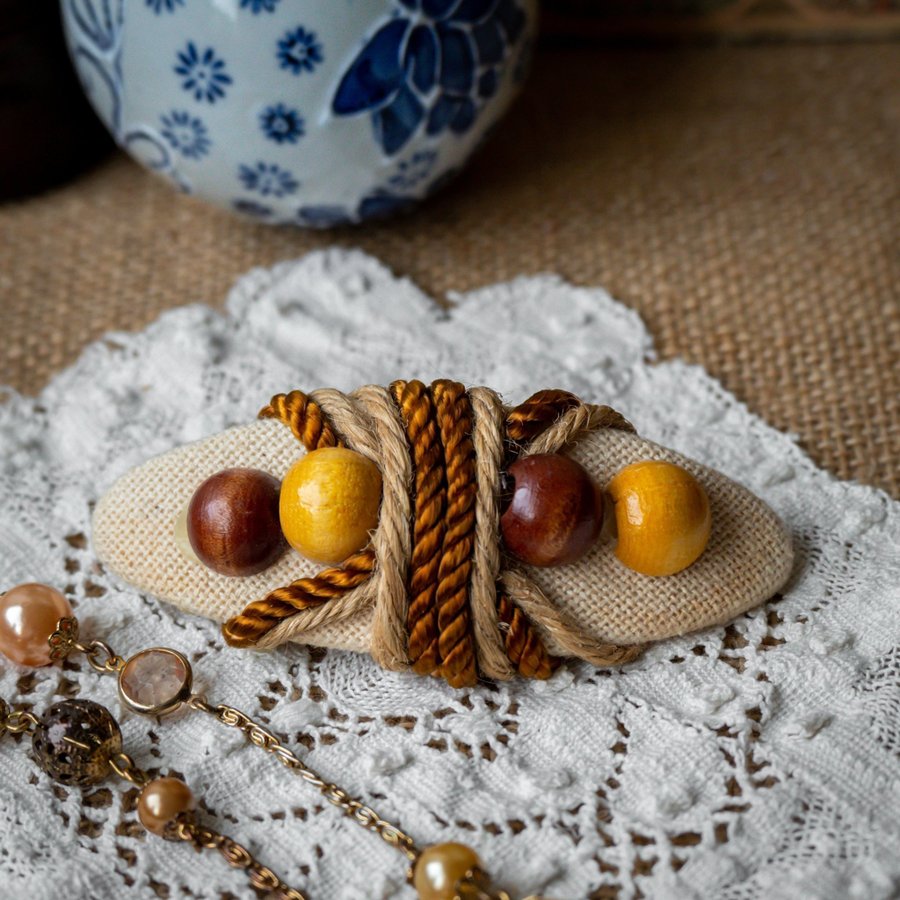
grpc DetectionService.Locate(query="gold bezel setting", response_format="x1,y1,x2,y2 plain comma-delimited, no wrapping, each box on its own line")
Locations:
117,648,193,717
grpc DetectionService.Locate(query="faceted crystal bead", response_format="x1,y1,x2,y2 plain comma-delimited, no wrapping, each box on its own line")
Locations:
118,648,192,716
32,699,122,786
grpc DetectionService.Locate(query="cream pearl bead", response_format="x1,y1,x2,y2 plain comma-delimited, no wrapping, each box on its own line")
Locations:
413,842,482,900
138,777,196,836
0,583,72,667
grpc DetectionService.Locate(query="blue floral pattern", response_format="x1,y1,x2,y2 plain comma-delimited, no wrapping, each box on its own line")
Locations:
240,0,279,11
238,161,299,197
260,103,305,144
388,150,438,190
62,0,534,227
160,110,211,158
332,0,526,155
289,161,460,228
174,42,233,103
146,0,184,12
277,27,323,75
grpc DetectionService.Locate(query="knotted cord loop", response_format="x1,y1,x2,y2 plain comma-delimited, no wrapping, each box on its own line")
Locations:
222,384,644,679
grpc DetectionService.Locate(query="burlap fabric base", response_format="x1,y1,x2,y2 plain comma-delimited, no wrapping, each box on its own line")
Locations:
92,412,792,660
1,44,897,497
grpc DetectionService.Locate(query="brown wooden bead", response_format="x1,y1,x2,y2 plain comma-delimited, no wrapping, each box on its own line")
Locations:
187,468,285,577
500,454,603,567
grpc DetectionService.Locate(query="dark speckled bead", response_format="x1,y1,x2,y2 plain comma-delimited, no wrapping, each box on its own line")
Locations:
32,699,122,786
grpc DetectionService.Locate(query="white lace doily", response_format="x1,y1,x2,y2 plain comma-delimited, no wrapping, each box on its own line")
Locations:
1,249,897,900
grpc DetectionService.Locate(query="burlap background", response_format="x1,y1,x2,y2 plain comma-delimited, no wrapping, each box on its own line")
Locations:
1,44,897,496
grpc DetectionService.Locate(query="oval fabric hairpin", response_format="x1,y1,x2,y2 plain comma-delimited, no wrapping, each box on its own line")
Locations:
92,382,793,687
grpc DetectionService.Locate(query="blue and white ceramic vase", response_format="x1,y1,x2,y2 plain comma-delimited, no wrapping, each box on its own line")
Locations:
60,0,537,226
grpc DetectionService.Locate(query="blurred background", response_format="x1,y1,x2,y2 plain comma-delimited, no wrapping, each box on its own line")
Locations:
0,0,897,494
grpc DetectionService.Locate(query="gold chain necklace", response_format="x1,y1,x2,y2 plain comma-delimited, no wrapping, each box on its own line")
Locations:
0,582,546,900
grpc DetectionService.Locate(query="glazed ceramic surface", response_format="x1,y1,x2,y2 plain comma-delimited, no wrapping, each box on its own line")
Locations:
60,0,537,226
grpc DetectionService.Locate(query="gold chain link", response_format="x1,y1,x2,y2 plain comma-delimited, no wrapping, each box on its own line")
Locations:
49,617,124,672
37,625,545,898
0,706,39,736
188,695,420,863
109,751,150,787
172,816,307,900
76,639,125,674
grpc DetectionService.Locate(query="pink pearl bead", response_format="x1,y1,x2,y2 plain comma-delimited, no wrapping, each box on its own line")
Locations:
0,583,73,667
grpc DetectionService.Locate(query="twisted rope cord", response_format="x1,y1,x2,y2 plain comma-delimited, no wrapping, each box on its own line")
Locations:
352,385,413,671
390,380,446,676
432,380,479,688
259,390,341,450
505,389,581,444
468,387,516,681
256,578,380,652
222,391,372,649
524,402,635,456
501,571,644,668
224,384,643,676
222,550,376,648
500,391,640,671
496,592,557,679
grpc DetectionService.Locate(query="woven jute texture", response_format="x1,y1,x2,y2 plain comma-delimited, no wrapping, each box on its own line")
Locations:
0,44,897,496
91,414,793,657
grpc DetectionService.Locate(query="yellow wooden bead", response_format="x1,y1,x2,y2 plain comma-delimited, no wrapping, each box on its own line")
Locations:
279,447,382,564
607,460,711,577
413,842,482,900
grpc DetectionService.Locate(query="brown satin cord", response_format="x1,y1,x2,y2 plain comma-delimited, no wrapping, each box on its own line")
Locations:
390,380,446,677
259,390,341,451
430,380,479,688
505,389,582,444
222,385,642,682
223,391,372,649
496,592,557,680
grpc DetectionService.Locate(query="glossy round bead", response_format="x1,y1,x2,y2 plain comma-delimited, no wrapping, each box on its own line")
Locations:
279,447,382,564
413,842,482,900
138,776,196,836
0,583,73,667
32,699,122,786
500,454,604,567
608,460,712,576
187,468,285,577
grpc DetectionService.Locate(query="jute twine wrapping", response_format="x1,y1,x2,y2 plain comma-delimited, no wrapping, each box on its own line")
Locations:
92,383,794,685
